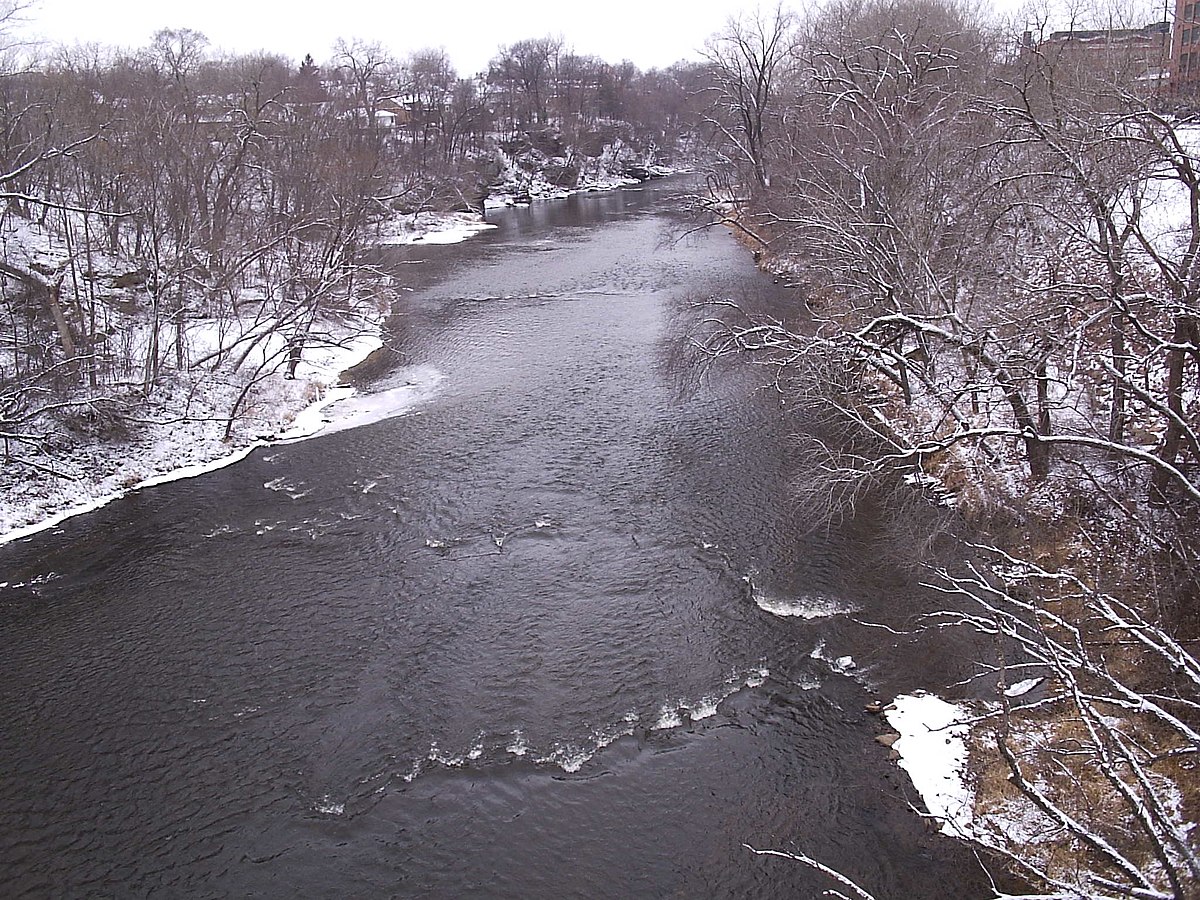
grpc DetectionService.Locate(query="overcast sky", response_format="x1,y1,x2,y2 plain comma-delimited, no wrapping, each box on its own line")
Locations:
13,0,808,74
11,0,1067,74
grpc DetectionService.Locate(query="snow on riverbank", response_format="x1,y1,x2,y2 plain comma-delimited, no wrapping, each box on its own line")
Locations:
0,320,395,546
0,208,485,546
884,692,974,838
484,170,645,209
370,210,497,246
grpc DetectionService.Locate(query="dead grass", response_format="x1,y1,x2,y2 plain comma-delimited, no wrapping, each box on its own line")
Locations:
966,703,1199,897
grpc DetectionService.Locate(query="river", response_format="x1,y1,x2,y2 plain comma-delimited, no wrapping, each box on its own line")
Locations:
0,180,996,897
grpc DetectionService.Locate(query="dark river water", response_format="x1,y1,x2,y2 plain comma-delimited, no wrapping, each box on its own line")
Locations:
0,181,996,898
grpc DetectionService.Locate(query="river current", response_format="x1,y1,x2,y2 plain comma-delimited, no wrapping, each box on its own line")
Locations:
0,181,995,897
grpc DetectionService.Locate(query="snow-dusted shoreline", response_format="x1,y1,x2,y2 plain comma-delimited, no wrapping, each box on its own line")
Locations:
483,171,645,209
0,323,383,546
0,210,497,547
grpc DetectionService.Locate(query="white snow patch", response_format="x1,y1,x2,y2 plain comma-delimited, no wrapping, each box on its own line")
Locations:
1003,677,1044,698
884,692,974,837
275,365,444,442
371,211,496,246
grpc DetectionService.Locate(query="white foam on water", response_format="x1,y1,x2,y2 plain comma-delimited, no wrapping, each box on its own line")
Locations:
539,716,643,773
651,666,768,731
399,667,773,783
810,640,857,676
506,730,529,757
752,586,856,619
263,476,310,500
314,796,345,816
651,703,685,731
684,697,720,721
0,572,58,590
427,742,465,768
538,743,594,774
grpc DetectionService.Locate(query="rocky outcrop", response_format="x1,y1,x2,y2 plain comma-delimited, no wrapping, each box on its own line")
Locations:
484,124,673,206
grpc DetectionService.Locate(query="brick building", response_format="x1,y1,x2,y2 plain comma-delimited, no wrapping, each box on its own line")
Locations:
1175,0,1200,91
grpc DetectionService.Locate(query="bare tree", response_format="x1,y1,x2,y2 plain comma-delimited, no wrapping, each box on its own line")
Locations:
925,545,1200,899
701,5,795,194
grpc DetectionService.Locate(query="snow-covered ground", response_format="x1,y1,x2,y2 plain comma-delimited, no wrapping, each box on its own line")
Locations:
0,318,431,545
370,210,497,245
484,170,646,209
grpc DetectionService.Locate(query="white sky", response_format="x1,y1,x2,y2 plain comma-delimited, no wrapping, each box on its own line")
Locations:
13,0,791,73
12,0,1043,75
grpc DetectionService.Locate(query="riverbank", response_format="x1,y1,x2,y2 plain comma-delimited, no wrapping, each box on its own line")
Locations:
0,209,500,546
0,321,381,545
715,185,1199,896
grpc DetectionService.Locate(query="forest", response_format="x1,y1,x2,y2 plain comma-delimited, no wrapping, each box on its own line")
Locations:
2,0,1199,896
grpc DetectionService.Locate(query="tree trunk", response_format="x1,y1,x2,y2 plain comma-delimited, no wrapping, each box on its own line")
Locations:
45,283,78,363
1108,311,1128,446
1151,314,1193,502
